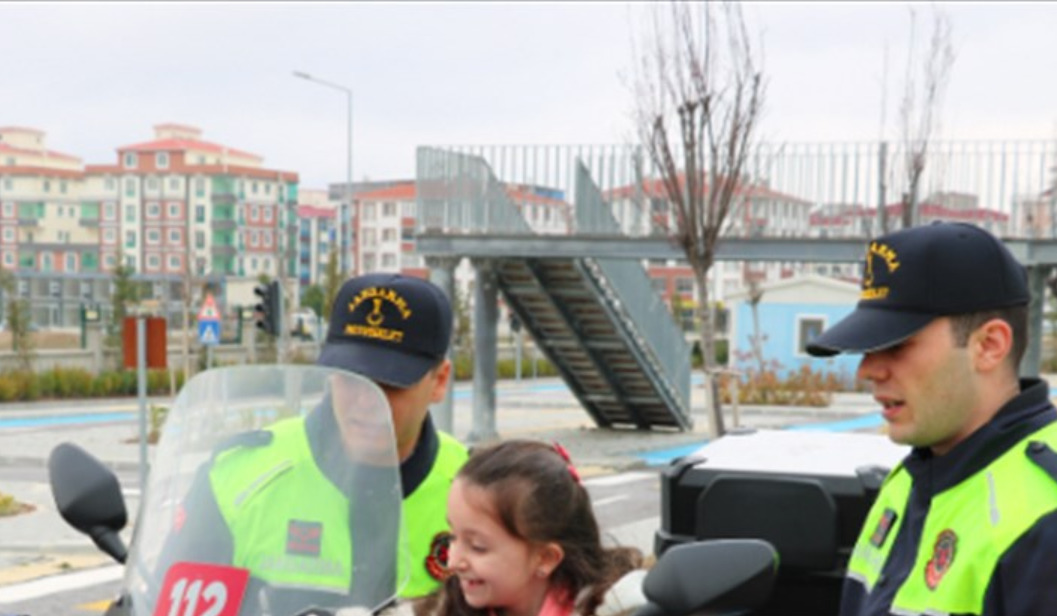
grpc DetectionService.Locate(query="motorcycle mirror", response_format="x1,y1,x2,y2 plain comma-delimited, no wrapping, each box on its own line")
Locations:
48,442,129,564
643,539,777,615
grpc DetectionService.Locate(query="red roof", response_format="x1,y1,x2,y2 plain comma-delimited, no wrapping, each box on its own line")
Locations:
357,183,416,201
0,166,83,179
84,164,122,174
0,126,44,135
84,162,297,182
883,202,1008,222
604,173,810,205
0,142,81,162
118,138,261,161
506,187,568,206
298,205,336,218
811,202,1009,225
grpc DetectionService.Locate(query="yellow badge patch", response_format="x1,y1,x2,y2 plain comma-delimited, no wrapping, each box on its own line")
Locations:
345,286,411,342
861,241,901,301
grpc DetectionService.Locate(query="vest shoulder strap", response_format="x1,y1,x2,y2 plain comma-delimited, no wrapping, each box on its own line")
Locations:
210,429,273,461
1027,439,1057,484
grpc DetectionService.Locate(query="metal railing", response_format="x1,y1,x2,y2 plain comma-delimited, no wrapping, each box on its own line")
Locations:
417,140,1057,239
416,147,532,234
574,162,691,413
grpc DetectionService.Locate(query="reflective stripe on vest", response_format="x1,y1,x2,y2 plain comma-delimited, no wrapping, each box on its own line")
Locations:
210,417,468,598
401,430,468,597
211,416,350,594
845,422,1057,616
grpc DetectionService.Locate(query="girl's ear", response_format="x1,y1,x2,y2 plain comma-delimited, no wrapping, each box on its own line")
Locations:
536,542,565,578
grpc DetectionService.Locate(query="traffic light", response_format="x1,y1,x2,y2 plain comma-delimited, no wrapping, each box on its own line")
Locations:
254,280,282,336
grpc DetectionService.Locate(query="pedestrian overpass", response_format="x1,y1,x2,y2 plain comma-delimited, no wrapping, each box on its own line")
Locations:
413,145,1057,439
416,148,693,435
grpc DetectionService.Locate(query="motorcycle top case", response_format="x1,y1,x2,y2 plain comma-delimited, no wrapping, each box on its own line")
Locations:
655,428,907,613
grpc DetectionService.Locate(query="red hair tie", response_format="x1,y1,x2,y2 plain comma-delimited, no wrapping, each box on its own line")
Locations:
552,442,581,484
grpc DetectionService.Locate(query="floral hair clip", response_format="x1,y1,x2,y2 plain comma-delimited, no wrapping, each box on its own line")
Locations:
552,442,582,484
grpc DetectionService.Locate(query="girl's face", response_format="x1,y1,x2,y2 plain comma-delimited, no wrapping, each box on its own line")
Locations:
446,478,562,616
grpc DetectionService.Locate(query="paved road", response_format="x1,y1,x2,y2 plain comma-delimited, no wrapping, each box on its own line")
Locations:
0,468,663,615
0,376,885,614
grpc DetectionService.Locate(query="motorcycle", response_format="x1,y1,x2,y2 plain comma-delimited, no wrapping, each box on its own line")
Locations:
49,365,778,616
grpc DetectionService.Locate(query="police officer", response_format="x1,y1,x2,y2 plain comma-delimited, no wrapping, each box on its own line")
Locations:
807,222,1057,616
165,273,467,608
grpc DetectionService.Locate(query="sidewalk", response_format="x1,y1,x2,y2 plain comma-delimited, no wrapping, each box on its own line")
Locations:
0,379,882,586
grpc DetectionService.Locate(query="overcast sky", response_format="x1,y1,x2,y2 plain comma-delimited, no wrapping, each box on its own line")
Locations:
2,2,1055,189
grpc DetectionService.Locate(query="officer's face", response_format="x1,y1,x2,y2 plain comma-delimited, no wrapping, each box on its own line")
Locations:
329,375,397,465
857,317,980,455
378,359,451,461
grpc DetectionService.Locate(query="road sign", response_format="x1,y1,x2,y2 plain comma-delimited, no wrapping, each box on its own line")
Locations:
198,293,221,322
199,320,220,346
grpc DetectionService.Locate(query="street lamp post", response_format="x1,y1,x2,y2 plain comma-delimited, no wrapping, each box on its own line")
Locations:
293,70,354,276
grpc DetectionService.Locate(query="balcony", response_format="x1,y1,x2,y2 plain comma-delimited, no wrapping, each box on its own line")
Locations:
211,177,237,197
17,202,44,227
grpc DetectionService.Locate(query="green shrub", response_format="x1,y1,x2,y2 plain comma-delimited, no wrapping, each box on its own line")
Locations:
720,364,844,407
0,375,18,402
0,491,31,517
451,352,559,381
148,404,170,443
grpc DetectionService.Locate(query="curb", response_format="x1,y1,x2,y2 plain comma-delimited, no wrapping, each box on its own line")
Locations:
0,454,143,473
1,542,100,555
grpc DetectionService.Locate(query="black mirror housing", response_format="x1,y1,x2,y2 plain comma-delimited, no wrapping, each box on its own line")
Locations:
48,442,129,563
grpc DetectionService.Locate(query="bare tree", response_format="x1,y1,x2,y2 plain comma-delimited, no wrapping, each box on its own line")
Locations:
0,269,34,370
631,2,765,437
745,273,766,377
179,248,196,385
897,6,955,229
322,244,344,323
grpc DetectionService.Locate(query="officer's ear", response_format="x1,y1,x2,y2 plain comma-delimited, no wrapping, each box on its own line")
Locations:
971,318,1013,375
429,359,452,403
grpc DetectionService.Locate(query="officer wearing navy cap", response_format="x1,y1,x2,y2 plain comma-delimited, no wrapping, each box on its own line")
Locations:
160,274,468,608
809,222,1057,616
316,273,468,596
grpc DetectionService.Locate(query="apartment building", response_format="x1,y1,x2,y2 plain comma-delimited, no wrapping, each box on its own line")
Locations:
349,179,574,322
296,188,339,289
0,126,107,326
355,182,420,277
0,124,299,327
604,174,815,318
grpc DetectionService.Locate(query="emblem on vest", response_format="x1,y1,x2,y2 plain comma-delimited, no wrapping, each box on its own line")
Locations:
426,532,453,581
287,520,323,557
869,508,898,548
925,529,957,590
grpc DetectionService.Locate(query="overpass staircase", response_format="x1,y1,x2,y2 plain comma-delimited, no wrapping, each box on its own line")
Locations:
418,149,692,430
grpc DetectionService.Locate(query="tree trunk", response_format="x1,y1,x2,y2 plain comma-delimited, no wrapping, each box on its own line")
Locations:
694,267,725,438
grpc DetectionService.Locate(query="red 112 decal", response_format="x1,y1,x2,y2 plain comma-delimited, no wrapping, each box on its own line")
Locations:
153,562,250,616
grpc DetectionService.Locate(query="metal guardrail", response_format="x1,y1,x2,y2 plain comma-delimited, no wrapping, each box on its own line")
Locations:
416,147,532,234
417,141,1057,240
574,162,691,414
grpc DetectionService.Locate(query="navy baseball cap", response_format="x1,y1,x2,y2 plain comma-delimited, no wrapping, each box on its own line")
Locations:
806,222,1028,357
317,273,453,387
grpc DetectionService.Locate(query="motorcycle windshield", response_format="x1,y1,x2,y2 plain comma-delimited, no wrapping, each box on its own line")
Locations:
124,365,408,616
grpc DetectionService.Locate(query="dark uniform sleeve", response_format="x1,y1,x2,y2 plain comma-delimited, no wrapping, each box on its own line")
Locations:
155,464,234,572
984,509,1057,615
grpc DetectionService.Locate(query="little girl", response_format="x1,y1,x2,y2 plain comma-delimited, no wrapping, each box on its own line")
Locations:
421,439,643,616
